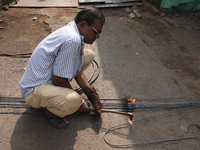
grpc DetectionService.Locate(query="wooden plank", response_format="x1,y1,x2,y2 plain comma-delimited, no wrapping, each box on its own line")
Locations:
121,0,141,2
105,0,122,4
78,2,143,8
79,0,105,3
79,0,142,4
10,0,78,8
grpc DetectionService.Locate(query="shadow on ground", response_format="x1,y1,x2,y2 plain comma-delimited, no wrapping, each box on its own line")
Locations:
10,111,102,150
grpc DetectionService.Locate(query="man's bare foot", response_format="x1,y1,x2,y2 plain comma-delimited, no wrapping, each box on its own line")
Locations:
42,107,69,128
77,100,90,113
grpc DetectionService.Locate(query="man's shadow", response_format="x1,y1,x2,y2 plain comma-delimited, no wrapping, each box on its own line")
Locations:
10,109,102,150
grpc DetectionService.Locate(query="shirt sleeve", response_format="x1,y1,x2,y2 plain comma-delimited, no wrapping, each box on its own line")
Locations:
53,40,80,81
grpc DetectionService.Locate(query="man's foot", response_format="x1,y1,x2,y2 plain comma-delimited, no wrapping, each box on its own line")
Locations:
77,99,90,113
41,108,69,128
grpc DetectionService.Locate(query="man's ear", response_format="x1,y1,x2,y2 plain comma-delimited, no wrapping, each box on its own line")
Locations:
80,20,87,28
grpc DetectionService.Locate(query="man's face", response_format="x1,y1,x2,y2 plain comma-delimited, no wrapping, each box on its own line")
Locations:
82,19,103,44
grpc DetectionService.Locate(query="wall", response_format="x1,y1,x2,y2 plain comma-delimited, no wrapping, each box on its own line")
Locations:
161,0,200,11
148,0,200,11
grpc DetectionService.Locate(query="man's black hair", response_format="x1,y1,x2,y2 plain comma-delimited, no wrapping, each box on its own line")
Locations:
75,6,105,25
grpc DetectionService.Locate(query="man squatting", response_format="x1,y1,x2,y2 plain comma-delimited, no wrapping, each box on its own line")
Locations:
20,6,105,128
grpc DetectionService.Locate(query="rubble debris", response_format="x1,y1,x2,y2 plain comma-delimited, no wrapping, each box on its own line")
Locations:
133,9,138,14
160,12,166,17
135,12,142,18
174,13,181,17
33,17,37,21
0,20,3,24
131,5,137,9
125,7,132,13
129,13,135,19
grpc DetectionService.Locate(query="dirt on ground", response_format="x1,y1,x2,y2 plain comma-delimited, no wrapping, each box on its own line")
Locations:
103,7,200,96
0,2,200,150
0,6,200,96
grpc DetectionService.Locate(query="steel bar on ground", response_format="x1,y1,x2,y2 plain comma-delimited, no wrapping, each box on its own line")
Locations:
1,96,200,102
132,102,200,109
0,105,32,108
0,103,28,105
100,97,200,101
0,112,40,114
1,102,200,110
0,97,25,102
90,107,133,115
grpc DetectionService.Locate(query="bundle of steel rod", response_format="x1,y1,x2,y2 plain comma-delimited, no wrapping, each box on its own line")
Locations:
1,97,200,113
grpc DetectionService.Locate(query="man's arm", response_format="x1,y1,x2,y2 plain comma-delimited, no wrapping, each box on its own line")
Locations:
76,69,103,120
52,74,73,89
52,69,89,90
75,69,90,89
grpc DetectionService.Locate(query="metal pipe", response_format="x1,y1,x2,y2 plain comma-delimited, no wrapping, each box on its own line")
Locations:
89,107,133,120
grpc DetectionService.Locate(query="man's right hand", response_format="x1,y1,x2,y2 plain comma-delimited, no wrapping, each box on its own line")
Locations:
83,86,103,120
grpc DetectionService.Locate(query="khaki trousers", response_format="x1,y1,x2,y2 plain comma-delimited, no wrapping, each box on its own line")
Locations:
25,49,94,117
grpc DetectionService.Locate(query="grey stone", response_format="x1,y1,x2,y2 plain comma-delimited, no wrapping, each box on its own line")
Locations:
125,7,132,13
174,13,180,17
131,6,137,9
163,17,181,27
133,9,138,14
128,13,135,19
136,12,142,18
160,12,166,17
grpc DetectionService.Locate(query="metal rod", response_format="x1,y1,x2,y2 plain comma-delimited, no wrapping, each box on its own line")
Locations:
90,107,133,118
100,97,200,101
0,103,28,106
2,96,200,103
0,97,25,102
0,105,32,108
0,112,40,114
1,102,200,109
132,102,200,109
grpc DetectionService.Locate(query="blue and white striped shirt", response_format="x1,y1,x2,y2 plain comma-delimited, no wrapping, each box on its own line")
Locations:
20,21,84,98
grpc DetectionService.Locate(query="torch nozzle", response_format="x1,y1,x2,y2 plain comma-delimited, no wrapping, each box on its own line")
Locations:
130,114,133,121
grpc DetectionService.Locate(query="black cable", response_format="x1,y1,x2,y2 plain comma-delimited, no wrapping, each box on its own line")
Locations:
75,60,100,95
0,53,32,58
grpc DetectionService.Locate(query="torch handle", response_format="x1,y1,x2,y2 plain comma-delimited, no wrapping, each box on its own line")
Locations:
89,107,133,116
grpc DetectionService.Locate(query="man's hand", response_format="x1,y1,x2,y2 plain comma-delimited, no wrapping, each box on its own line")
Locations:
84,86,103,120
77,99,90,113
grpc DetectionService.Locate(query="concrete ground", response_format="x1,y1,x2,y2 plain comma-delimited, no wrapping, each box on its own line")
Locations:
0,1,200,150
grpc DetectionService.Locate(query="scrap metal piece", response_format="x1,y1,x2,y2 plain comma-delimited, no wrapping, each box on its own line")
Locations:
105,0,122,4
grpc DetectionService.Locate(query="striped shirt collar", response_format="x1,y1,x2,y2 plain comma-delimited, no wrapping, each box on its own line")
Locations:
73,21,84,42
